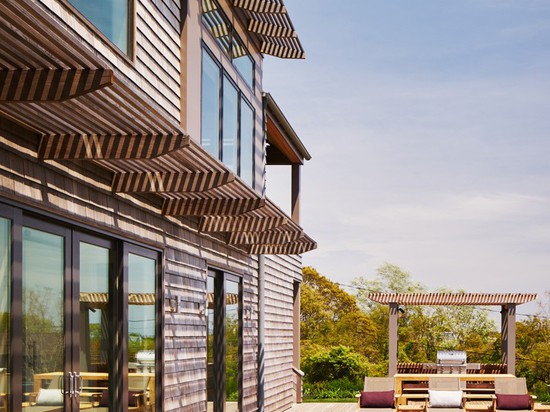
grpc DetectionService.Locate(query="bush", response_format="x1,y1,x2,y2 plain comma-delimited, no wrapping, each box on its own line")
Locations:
303,377,361,400
302,345,368,386
532,381,550,402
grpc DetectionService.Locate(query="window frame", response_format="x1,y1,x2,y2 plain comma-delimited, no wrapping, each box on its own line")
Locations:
200,0,255,91
61,0,136,61
201,45,256,189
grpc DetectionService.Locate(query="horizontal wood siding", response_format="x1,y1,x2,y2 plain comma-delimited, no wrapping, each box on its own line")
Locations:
0,129,277,412
39,0,181,120
264,254,302,412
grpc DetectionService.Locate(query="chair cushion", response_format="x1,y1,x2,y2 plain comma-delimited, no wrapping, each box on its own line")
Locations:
429,390,463,408
35,389,64,406
496,394,531,410
360,390,395,408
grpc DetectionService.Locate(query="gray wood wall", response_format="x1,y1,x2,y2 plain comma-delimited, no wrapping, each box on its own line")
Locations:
0,126,301,412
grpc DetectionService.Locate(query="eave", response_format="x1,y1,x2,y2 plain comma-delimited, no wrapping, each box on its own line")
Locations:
0,0,317,255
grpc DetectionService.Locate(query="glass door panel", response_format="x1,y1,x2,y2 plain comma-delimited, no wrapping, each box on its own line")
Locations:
128,253,156,412
225,279,240,412
22,227,65,410
79,241,111,410
0,218,10,412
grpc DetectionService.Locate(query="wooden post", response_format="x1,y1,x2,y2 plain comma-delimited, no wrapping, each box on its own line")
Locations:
389,303,399,376
501,303,516,375
291,164,300,224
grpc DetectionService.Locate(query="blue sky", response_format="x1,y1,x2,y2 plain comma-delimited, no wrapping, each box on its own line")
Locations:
263,0,550,316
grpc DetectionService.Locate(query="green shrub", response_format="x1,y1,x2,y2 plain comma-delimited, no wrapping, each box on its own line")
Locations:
302,345,368,386
303,377,361,400
532,381,550,402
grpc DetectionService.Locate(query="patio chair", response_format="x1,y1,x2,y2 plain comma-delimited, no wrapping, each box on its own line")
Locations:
492,377,535,412
357,377,397,411
1,369,7,412
427,377,465,412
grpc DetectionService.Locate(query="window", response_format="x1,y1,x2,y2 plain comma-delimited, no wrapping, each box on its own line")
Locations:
201,48,256,187
201,0,254,89
68,0,130,54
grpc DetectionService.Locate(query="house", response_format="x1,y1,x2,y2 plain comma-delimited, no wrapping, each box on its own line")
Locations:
0,0,315,411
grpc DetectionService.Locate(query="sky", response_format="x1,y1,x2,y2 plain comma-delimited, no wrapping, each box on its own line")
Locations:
262,0,550,317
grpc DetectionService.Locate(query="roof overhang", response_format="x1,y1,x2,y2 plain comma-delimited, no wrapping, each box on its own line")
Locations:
0,0,317,255
368,292,538,306
264,92,310,165
232,0,305,59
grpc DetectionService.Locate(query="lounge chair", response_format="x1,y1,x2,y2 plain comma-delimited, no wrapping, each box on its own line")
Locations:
357,377,397,411
493,377,535,412
427,377,465,412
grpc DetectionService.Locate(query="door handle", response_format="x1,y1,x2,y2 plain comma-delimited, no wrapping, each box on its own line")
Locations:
67,372,74,398
74,373,83,396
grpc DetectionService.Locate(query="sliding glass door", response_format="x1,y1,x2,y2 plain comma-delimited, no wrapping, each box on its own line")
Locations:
22,224,68,410
0,204,162,412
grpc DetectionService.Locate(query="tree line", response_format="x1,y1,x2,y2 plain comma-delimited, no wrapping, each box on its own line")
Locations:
300,264,550,400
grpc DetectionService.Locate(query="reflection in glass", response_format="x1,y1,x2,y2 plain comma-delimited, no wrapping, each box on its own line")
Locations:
222,76,239,173
128,253,156,411
22,228,64,409
233,52,254,90
0,219,10,411
225,279,240,404
68,0,128,54
206,276,214,408
240,100,254,187
79,242,110,410
202,50,221,159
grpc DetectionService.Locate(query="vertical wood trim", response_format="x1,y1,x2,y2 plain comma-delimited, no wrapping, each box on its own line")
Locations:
213,272,226,411
292,281,301,402
501,303,516,375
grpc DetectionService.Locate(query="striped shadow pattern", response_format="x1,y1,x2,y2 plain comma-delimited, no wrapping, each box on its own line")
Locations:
112,171,234,193
0,69,113,101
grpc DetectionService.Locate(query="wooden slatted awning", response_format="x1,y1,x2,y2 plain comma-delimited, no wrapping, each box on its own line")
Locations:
232,0,305,59
368,292,538,306
0,0,316,255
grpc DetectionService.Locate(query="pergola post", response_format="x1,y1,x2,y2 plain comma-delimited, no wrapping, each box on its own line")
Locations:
501,303,516,375
389,302,399,376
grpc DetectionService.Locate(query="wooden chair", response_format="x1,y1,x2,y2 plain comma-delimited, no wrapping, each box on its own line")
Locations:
357,377,398,411
427,377,465,412
493,378,535,412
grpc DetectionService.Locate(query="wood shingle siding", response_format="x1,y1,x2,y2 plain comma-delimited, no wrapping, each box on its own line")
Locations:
1,131,303,411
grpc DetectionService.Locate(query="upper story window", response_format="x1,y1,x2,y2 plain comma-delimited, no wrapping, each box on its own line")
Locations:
201,0,254,89
68,0,130,54
202,48,255,188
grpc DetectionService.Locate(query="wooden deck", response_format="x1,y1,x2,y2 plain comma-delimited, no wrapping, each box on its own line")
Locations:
288,403,357,412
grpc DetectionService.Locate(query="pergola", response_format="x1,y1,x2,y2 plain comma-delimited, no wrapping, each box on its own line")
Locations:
368,292,538,376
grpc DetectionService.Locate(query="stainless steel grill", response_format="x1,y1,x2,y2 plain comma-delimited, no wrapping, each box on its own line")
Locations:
437,350,467,374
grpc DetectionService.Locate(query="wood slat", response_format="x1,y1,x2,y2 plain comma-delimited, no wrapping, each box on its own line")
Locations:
162,198,265,216
228,229,302,245
233,0,286,14
247,17,296,38
112,171,234,193
200,215,288,233
38,134,190,160
248,239,317,255
0,69,114,101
